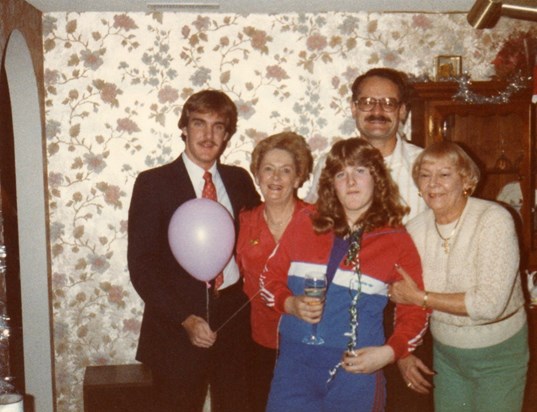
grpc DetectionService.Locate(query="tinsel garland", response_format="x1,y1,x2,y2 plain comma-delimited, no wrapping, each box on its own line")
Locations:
452,73,530,104
327,227,363,383
408,72,530,104
0,246,13,395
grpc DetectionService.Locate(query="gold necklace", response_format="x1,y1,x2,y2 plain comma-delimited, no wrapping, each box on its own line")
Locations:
264,207,293,228
434,217,461,254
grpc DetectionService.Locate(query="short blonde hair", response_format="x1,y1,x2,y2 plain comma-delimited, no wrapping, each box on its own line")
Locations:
250,132,313,188
412,141,481,195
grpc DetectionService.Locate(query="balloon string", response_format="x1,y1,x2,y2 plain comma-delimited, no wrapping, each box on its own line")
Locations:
206,285,210,326
214,280,272,333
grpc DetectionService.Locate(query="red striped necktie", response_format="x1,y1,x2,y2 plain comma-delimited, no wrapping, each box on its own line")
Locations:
202,171,224,292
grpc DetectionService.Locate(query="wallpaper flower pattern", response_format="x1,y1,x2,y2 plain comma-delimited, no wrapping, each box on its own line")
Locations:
43,11,533,411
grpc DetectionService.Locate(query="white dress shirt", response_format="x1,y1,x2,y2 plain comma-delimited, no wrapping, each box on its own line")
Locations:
182,153,240,289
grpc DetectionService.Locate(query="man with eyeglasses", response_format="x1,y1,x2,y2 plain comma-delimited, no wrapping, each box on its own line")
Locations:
306,68,425,222
305,68,432,411
348,68,426,222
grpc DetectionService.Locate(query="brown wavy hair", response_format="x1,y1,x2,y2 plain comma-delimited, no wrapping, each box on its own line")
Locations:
250,132,313,189
178,89,238,141
313,137,409,237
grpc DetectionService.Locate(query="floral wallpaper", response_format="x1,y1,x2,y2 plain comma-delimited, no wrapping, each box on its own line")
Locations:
42,10,534,411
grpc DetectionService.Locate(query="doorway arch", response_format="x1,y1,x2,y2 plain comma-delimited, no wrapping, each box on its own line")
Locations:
4,29,54,411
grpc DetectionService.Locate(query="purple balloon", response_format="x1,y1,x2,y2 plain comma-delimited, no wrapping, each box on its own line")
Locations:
168,198,235,282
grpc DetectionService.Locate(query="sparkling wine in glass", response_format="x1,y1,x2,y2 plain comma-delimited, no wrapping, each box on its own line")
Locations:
302,272,327,345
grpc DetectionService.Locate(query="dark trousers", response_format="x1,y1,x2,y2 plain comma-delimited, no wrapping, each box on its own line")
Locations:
247,342,278,412
384,301,434,412
151,282,253,412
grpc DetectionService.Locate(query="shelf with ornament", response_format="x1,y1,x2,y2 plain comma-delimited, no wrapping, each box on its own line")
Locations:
487,150,524,176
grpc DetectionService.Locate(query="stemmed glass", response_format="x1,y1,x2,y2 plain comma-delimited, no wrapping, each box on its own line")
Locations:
301,272,327,345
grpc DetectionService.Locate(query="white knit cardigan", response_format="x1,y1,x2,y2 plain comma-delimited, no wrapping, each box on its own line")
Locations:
406,197,527,349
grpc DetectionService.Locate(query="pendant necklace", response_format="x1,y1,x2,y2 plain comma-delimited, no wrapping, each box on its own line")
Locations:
434,217,461,254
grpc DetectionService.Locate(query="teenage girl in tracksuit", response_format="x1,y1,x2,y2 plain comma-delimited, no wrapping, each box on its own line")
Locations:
261,138,429,412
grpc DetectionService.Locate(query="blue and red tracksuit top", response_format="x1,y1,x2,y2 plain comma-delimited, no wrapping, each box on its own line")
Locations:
260,206,429,360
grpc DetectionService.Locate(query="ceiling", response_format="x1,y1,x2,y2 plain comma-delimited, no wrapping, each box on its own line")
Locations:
24,0,476,14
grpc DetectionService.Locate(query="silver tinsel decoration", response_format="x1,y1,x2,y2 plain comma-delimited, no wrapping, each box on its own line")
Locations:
0,246,14,395
327,229,363,383
452,73,529,104
408,72,531,105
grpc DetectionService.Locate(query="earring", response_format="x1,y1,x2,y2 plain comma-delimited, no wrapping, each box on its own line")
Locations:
463,188,470,197
418,191,422,197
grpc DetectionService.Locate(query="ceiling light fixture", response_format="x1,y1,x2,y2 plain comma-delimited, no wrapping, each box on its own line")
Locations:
467,0,537,29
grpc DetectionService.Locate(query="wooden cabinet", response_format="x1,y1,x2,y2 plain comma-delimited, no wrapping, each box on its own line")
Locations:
409,81,536,265
83,364,154,412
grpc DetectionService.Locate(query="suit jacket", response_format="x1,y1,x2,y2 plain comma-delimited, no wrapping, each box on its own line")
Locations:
128,155,260,375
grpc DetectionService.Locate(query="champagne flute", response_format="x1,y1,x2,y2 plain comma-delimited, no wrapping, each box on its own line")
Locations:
302,272,327,345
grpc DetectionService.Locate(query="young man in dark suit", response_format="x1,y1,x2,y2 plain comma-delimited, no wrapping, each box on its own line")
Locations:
128,89,260,411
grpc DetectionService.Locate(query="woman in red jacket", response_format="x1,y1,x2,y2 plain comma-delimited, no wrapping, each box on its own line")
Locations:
236,131,313,412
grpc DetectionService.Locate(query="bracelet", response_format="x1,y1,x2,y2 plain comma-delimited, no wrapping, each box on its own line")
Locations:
422,291,429,310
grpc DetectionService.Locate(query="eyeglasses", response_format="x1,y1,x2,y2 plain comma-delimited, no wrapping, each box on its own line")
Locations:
354,97,400,113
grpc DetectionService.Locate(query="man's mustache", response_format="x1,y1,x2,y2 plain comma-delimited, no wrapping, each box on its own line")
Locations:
365,115,391,123
199,139,218,147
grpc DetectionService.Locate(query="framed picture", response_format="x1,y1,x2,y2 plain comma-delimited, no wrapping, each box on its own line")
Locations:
436,55,462,80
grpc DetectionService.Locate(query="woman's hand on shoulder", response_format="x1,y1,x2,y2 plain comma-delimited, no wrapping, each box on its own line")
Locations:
389,264,423,306
284,295,324,323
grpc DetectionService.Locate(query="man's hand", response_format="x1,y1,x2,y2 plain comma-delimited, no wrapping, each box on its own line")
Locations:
397,354,435,394
181,315,217,348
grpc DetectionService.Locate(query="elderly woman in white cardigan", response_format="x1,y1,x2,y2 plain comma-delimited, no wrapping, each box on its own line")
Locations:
389,140,528,412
